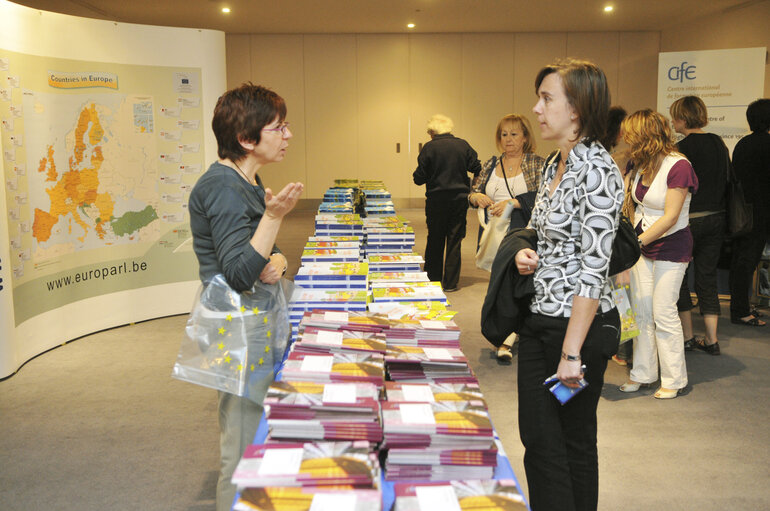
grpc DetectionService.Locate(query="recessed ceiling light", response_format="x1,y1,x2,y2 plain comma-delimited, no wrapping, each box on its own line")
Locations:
407,23,415,29
604,5,613,12
222,7,231,14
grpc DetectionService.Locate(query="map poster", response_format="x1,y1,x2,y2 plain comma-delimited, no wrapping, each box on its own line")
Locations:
0,48,205,326
657,47,766,153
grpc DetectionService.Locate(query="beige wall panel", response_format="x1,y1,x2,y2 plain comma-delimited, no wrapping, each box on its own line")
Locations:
661,1,770,97
409,34,464,199
461,33,515,163
618,32,660,114
567,32,620,103
356,34,411,197
225,34,251,90
303,35,358,197
513,33,567,157
248,35,307,192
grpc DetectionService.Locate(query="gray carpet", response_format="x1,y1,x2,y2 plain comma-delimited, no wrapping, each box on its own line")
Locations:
1,208,768,511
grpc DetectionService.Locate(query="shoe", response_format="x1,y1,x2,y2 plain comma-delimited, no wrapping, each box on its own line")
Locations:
692,337,721,356
443,287,458,293
612,355,627,366
653,387,681,399
619,381,646,393
750,307,764,318
496,345,513,361
731,315,766,327
684,337,696,351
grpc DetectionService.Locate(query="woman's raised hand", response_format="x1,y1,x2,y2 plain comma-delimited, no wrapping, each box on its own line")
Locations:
264,182,304,219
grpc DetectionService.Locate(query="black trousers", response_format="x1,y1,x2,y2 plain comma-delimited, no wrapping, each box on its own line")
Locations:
729,223,769,319
677,213,725,315
424,197,467,289
518,309,619,511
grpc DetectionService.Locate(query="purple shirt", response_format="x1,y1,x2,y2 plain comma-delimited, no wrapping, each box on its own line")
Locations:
634,159,699,262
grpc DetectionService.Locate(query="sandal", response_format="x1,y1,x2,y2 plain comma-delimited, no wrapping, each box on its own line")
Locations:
692,337,721,356
731,315,766,327
750,307,764,318
654,387,681,399
611,355,627,366
496,345,513,361
619,381,647,393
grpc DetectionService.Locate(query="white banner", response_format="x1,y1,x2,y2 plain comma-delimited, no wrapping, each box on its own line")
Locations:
657,47,766,153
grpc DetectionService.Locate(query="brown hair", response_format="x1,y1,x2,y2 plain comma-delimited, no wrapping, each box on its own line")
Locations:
620,109,679,217
495,114,536,154
669,95,708,129
534,58,610,144
212,82,286,161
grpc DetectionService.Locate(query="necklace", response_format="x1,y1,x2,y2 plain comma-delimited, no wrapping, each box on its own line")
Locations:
502,154,521,172
232,160,256,185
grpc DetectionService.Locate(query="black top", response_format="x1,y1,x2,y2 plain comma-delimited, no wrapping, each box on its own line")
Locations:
413,133,482,200
732,130,770,225
188,161,279,291
676,133,728,213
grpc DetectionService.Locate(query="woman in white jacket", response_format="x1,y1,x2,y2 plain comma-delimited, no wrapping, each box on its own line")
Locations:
618,110,698,399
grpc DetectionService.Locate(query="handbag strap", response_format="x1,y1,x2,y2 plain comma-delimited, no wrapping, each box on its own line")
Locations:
499,154,517,200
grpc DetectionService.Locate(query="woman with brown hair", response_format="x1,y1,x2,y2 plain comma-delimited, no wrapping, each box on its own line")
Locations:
618,109,698,399
513,59,623,511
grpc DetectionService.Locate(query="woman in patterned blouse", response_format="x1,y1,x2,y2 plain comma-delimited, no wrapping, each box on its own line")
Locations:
513,59,624,511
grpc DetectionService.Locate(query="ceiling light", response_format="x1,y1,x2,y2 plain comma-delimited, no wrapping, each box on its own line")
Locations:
604,5,613,12
407,23,415,29
222,7,231,14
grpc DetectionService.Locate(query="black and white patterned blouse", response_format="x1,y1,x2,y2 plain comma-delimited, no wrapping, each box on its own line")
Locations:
528,140,624,317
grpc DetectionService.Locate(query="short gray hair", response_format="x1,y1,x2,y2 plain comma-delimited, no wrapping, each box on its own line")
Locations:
427,114,454,135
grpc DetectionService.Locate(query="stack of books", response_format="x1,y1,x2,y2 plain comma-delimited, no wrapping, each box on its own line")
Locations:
318,201,355,214
384,346,475,382
384,381,486,406
314,214,364,237
367,253,424,272
264,381,383,442
300,248,361,264
288,289,368,326
294,262,369,290
367,301,456,321
381,400,497,480
392,480,526,510
368,271,430,285
235,487,381,511
383,317,461,348
281,350,386,388
371,282,448,305
231,441,380,488
293,326,387,356
298,309,392,334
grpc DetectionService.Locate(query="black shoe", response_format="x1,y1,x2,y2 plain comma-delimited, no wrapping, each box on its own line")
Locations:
693,337,720,356
684,337,696,351
443,287,458,293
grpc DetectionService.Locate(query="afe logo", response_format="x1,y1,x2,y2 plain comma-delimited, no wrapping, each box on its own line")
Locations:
668,62,697,82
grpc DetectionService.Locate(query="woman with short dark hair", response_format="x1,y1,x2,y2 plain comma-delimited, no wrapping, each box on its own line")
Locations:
188,83,303,511
669,95,729,352
514,59,624,511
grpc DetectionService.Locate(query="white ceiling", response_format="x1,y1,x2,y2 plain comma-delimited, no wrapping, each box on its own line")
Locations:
9,0,767,34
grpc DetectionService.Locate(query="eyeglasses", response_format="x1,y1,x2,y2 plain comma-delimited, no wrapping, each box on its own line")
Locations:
262,122,290,135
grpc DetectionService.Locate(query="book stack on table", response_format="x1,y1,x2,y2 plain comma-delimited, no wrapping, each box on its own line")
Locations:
371,281,448,305
382,317,461,349
384,346,475,383
300,248,361,264
281,350,386,388
392,479,526,510
364,215,416,255
293,262,369,290
380,399,496,481
292,326,387,356
314,213,364,237
288,289,368,326
367,253,424,272
232,441,382,511
263,381,383,443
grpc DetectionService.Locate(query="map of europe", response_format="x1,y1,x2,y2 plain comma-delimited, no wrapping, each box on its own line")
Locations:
26,93,160,257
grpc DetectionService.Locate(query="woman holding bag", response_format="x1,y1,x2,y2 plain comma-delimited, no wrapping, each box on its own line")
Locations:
469,114,544,360
188,83,303,511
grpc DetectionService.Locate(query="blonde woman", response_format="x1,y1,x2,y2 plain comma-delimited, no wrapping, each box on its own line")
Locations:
619,109,698,399
470,114,544,360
